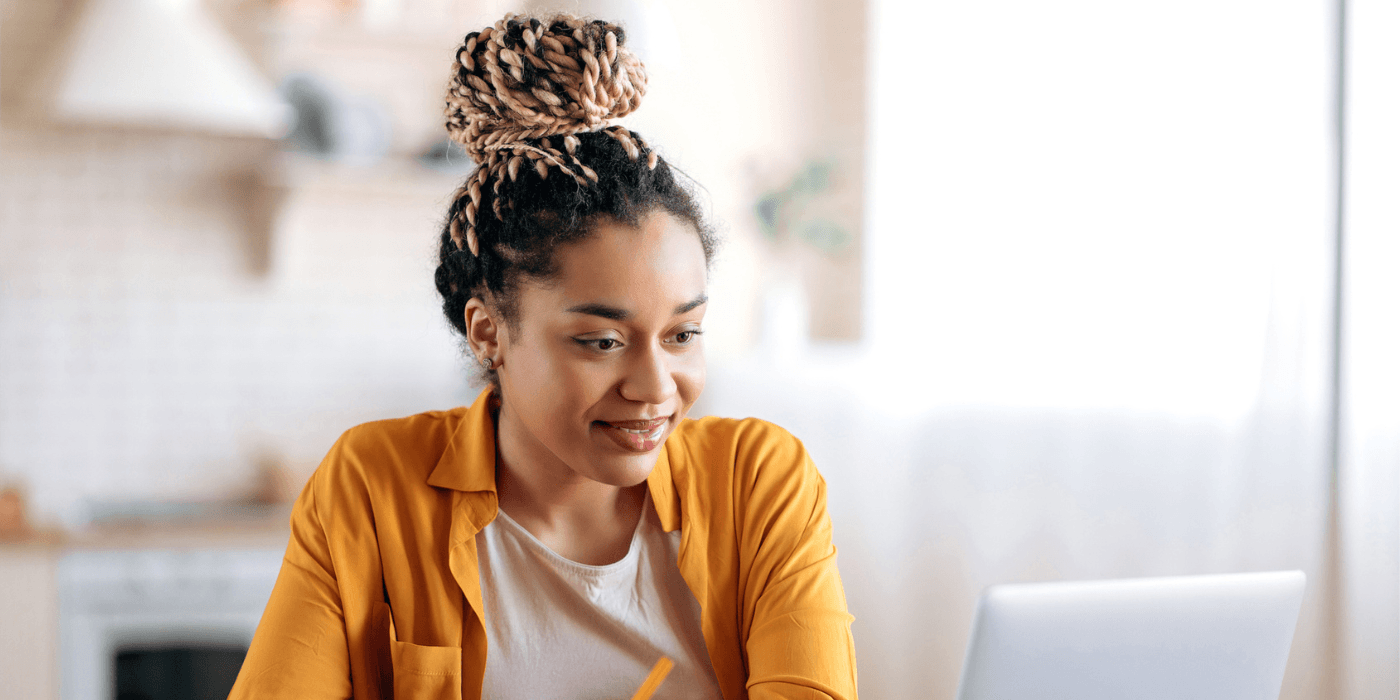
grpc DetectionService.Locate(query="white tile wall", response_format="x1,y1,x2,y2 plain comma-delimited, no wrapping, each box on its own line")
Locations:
0,127,476,528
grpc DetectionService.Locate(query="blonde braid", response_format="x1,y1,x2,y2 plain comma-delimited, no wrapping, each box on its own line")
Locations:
444,14,653,255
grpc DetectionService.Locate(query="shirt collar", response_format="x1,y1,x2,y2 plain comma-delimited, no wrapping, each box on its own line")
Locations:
427,387,498,494
647,442,681,533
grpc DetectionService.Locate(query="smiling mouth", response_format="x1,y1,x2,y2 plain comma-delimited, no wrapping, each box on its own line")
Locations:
594,417,669,452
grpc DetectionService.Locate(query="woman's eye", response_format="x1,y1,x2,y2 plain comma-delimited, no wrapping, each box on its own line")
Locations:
672,329,703,345
576,337,621,351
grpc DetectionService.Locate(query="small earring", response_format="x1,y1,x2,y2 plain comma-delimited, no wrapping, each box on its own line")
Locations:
479,355,493,371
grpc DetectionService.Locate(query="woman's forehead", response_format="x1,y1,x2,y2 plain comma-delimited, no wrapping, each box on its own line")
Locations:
537,213,708,313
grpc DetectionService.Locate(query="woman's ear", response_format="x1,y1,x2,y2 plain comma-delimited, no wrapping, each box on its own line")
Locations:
464,297,501,368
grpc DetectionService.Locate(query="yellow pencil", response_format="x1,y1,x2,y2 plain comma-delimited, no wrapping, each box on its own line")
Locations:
629,656,675,700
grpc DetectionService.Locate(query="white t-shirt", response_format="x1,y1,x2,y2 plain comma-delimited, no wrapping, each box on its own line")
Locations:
476,493,724,700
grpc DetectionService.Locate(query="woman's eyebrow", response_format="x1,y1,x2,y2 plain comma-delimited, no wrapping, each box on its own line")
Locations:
566,303,630,320
564,293,707,321
674,293,708,315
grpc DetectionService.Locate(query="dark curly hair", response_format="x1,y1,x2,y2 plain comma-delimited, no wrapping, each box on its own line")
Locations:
432,14,716,383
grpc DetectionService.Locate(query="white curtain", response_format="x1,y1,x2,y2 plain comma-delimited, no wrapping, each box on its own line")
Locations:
706,0,1398,697
1340,0,1400,696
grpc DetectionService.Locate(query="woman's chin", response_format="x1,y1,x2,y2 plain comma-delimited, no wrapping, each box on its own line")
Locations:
575,449,665,488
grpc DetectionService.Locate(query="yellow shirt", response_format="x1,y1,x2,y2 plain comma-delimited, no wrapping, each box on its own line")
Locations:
229,389,858,699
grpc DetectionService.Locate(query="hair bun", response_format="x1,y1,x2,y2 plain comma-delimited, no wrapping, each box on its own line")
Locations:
445,14,647,159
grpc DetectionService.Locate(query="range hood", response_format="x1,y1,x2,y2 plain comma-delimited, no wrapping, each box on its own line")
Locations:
52,0,292,137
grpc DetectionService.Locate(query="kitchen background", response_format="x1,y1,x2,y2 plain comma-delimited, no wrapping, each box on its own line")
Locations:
1,0,1396,698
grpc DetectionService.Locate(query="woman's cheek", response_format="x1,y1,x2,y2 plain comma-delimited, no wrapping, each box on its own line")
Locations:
677,353,706,406
564,352,617,402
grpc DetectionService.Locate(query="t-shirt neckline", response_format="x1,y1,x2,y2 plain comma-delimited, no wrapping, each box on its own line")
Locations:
489,490,653,577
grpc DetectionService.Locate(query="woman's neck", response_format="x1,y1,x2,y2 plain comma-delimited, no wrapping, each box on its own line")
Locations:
492,400,647,565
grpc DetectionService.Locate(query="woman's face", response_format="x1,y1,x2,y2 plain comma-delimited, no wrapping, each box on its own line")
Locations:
490,211,708,487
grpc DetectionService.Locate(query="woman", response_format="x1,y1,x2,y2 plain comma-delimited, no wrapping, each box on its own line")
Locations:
229,13,857,700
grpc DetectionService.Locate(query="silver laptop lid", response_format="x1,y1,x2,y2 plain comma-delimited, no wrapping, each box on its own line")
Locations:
956,570,1306,700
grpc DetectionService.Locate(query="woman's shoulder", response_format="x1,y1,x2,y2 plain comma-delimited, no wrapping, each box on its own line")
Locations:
309,407,474,496
666,415,819,492
670,415,803,453
337,407,467,454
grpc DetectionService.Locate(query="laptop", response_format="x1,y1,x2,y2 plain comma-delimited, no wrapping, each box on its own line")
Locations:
955,570,1306,700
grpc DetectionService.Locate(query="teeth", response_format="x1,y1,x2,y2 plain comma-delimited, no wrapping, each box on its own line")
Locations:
614,424,664,437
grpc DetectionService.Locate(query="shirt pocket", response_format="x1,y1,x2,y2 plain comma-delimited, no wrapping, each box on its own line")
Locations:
371,600,462,700
390,640,462,700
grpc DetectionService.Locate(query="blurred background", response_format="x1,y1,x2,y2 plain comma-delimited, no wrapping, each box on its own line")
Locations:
0,0,1395,698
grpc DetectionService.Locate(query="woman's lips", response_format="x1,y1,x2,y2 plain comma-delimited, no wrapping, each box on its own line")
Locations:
594,417,669,453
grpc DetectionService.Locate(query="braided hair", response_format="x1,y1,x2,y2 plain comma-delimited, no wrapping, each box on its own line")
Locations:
434,13,716,375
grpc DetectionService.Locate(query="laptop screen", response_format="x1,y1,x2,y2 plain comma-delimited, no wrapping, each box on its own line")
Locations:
956,570,1305,700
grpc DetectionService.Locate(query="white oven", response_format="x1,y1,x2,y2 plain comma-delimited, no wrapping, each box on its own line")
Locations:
58,548,283,700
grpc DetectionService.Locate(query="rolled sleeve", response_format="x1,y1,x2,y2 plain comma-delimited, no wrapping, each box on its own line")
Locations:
229,473,354,700
738,427,859,700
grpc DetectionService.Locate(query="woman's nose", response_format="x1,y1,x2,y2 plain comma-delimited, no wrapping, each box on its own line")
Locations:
618,342,677,405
